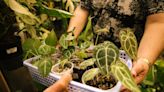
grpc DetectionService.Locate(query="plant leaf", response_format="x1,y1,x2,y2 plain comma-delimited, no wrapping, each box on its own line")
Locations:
60,59,68,69
119,28,138,60
94,41,119,76
63,46,75,58
38,57,53,77
81,68,100,84
79,41,92,49
22,38,41,54
65,0,75,13
111,59,140,92
38,44,56,55
16,13,36,25
8,0,40,23
78,16,93,41
45,30,58,46
75,49,88,59
59,34,68,49
39,4,73,18
79,58,96,70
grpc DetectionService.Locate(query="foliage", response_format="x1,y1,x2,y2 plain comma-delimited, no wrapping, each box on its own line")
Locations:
140,59,164,92
82,28,141,92
4,0,79,77
78,16,93,42
38,57,53,77
3,0,164,91
119,28,138,60
111,59,140,92
82,68,99,84
94,41,119,76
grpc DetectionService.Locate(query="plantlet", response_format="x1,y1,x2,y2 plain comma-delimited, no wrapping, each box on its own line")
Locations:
23,31,57,77
81,28,140,92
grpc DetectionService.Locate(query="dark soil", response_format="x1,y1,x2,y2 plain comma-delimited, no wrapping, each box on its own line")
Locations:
86,74,117,90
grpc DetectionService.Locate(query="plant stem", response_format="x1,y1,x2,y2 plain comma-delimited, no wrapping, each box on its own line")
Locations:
95,34,99,45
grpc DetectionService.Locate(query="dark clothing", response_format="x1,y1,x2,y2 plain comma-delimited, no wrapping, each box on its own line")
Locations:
81,0,164,46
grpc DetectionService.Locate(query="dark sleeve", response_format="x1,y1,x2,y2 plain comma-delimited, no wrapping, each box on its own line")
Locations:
80,0,92,10
146,0,164,15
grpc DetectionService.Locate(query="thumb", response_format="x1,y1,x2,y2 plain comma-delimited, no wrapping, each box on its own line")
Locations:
131,62,142,77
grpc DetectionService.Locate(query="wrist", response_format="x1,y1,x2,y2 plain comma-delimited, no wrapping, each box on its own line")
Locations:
137,57,152,68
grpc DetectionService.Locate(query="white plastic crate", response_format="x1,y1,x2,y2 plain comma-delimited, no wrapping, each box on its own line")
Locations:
23,50,132,92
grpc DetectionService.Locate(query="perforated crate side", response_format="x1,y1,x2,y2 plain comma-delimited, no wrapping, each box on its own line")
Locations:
23,50,132,92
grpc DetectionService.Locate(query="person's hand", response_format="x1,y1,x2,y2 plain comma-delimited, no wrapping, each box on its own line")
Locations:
121,59,150,92
131,58,150,84
44,72,72,92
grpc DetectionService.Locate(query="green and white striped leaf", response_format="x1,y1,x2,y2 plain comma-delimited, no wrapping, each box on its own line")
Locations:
94,41,119,76
38,57,53,77
119,28,138,60
79,58,96,70
8,0,40,23
65,0,75,13
38,45,56,55
63,46,75,58
16,13,36,25
111,59,140,92
75,49,88,59
82,68,100,84
59,34,68,49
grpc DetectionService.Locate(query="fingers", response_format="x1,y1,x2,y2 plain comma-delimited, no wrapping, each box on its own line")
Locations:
44,72,72,92
60,72,72,83
131,60,149,84
120,85,131,92
131,62,143,77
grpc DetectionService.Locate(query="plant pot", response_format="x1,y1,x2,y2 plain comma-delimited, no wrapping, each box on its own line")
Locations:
73,64,96,82
51,62,74,76
82,55,132,92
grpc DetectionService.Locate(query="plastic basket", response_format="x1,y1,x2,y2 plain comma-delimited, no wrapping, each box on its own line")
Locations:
23,50,132,92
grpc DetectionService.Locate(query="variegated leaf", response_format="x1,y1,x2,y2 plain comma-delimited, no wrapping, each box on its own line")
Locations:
59,34,68,49
60,59,68,69
79,58,96,70
16,13,36,25
65,0,75,13
111,59,140,92
38,57,53,77
38,45,56,55
8,0,40,23
63,46,75,58
119,28,138,60
94,41,119,76
82,68,100,84
75,49,88,59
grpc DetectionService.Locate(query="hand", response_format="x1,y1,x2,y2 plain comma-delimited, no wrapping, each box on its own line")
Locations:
131,59,150,84
44,72,72,92
121,59,150,92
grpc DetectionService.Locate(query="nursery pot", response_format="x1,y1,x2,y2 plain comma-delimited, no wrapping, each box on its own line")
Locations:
73,65,95,82
82,50,132,92
51,62,74,76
